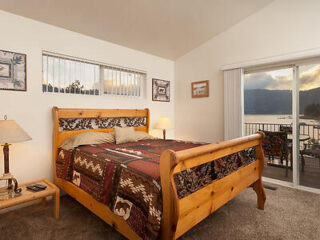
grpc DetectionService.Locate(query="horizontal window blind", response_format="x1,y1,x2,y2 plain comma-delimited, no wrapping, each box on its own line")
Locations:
42,52,146,97
103,67,145,96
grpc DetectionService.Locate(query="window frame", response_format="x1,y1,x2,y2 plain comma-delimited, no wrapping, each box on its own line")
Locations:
42,51,146,97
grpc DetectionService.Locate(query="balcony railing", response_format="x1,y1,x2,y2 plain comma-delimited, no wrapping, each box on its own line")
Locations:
244,122,320,143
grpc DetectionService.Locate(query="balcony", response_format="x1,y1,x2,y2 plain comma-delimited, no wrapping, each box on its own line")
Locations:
244,122,320,189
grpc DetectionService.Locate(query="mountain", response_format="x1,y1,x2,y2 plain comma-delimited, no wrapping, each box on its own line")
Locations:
244,87,320,115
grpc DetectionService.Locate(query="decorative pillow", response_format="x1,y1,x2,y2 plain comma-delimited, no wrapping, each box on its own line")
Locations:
134,131,157,141
60,131,115,150
114,127,137,144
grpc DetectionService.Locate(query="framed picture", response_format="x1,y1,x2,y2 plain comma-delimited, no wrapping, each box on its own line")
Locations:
0,49,27,91
191,80,209,98
152,78,170,102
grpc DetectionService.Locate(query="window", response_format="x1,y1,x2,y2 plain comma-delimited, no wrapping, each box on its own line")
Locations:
103,67,144,96
42,54,100,95
42,52,146,97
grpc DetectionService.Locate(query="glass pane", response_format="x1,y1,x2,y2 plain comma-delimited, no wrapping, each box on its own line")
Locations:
134,73,138,96
94,65,100,95
68,60,75,93
47,57,53,92
128,72,132,96
84,63,93,94
102,67,143,96
120,71,124,95
124,71,128,96
104,68,111,94
299,63,320,189
244,68,293,183
117,70,121,95
53,58,60,92
42,55,48,92
59,59,64,93
65,60,71,93
111,69,117,95
137,74,141,97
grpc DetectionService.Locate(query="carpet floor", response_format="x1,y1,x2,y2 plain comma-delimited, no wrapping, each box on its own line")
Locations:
0,184,319,240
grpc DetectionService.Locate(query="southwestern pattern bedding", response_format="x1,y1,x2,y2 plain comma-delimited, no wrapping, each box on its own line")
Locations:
56,139,256,240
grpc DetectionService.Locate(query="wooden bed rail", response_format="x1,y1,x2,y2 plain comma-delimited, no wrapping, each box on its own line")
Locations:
159,132,266,240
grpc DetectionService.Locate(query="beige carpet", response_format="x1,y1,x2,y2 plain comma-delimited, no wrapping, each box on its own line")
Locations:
0,184,319,240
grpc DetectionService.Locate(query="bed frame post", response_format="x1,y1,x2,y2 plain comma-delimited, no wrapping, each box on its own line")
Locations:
251,131,266,210
159,150,178,240
145,108,150,133
52,106,59,184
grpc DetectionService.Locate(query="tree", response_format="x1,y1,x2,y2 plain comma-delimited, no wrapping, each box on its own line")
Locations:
65,80,84,94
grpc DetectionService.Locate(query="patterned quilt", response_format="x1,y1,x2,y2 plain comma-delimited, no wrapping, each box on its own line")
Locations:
56,139,256,240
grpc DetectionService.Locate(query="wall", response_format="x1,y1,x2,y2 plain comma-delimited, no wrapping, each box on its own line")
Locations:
175,0,320,142
0,10,174,184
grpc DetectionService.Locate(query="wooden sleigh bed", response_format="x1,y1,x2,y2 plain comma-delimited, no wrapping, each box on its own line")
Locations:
52,107,266,240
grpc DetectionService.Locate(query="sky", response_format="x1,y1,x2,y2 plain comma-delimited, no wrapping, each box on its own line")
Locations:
244,64,320,91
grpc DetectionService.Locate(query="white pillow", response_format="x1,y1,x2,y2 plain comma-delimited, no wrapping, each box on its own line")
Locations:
60,131,115,150
114,127,137,144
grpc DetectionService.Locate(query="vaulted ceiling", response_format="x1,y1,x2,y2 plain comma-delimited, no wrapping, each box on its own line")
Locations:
0,0,273,60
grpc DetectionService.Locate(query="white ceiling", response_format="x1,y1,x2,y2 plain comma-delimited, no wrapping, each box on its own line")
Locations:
0,0,273,60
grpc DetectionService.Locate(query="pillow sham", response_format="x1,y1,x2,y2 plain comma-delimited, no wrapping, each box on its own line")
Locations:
114,127,157,144
134,131,157,141
114,127,137,144
60,131,115,150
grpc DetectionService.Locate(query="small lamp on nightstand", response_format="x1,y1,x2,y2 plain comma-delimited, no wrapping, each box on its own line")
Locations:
155,117,174,140
0,115,31,195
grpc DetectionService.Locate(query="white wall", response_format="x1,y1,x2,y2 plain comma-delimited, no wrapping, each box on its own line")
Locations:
0,10,174,184
175,0,320,142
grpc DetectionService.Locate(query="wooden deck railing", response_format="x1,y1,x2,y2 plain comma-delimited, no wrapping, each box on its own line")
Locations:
244,122,320,143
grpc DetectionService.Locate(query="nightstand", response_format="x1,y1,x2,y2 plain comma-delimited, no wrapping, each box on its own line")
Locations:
0,179,60,219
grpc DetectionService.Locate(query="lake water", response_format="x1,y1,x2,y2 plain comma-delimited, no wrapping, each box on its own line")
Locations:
244,114,320,125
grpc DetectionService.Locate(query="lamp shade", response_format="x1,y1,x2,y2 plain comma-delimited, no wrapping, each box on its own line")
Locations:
155,117,174,130
0,120,32,144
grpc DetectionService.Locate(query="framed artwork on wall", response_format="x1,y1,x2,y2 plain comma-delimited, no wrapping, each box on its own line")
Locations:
191,80,209,98
0,49,27,91
152,78,170,102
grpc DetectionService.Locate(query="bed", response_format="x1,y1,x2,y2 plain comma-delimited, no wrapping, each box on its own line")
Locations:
52,107,266,240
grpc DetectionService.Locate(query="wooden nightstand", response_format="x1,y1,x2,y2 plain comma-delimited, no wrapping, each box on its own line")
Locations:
0,179,60,219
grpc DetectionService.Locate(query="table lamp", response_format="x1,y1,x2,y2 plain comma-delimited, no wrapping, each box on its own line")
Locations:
0,115,31,194
155,117,174,140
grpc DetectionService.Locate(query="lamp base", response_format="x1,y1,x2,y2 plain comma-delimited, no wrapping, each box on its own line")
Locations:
0,173,15,200
0,173,22,194
2,143,12,188
0,186,15,200
163,129,166,140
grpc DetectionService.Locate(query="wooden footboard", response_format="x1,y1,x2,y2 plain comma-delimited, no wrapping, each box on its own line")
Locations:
159,133,266,240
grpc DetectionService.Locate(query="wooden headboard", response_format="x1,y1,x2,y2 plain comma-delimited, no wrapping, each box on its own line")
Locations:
52,107,150,181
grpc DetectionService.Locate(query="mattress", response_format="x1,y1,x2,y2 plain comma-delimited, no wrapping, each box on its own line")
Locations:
56,139,256,240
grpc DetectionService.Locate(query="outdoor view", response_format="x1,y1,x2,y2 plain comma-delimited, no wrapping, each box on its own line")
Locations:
244,64,320,189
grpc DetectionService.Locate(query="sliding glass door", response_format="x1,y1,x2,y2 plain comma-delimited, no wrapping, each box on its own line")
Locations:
244,68,293,183
298,63,320,189
243,63,320,190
